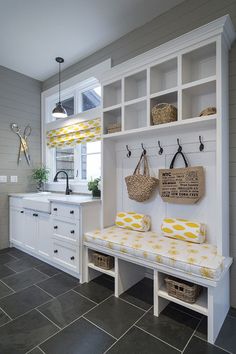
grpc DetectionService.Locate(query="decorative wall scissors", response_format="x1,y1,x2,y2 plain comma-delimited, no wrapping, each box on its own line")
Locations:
10,123,31,165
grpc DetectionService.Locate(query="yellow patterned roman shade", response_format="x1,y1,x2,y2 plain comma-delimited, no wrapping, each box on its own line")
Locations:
46,118,101,148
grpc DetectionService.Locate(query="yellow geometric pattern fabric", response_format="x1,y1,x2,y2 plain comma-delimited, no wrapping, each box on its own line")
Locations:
115,212,151,232
46,118,101,148
84,226,225,281
161,218,206,244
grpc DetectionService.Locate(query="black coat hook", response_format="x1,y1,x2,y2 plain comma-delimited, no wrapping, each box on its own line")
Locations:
199,136,204,152
158,140,163,155
177,138,182,152
141,143,147,155
126,145,131,158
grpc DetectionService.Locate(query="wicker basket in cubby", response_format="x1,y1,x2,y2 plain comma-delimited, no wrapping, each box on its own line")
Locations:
165,277,202,304
151,103,177,125
92,252,114,270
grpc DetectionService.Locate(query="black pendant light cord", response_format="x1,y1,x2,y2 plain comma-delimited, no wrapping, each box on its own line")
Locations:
59,61,61,103
52,57,67,118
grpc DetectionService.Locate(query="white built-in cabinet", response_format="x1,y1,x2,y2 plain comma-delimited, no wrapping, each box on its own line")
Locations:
9,197,100,278
86,15,236,344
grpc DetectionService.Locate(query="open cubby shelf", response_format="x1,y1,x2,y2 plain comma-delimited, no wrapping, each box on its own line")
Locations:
182,43,216,84
125,70,147,102
150,57,178,94
103,80,122,109
124,99,147,131
102,41,218,135
103,107,122,134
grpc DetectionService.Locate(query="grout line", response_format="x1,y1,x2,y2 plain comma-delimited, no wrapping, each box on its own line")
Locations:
34,284,55,299
4,253,18,261
118,296,146,312
181,314,202,353
103,306,152,354
135,325,182,353
35,295,115,350
36,308,61,330
194,334,233,354
32,267,55,278
25,345,46,354
71,289,97,305
83,316,118,340
0,279,15,294
0,305,12,321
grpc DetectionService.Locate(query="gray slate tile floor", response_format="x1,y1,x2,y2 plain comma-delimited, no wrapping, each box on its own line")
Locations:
0,247,234,354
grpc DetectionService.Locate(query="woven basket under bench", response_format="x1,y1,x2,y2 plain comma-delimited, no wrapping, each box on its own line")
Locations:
165,277,202,304
92,252,114,270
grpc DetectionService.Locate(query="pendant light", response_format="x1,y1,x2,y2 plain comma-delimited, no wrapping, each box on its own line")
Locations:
52,57,68,119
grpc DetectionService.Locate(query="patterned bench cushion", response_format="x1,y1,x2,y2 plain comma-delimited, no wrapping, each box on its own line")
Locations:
84,226,226,281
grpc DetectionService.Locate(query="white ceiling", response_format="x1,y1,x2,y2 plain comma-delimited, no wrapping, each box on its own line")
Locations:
0,0,184,81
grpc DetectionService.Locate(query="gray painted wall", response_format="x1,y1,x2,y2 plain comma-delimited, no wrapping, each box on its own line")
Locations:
43,0,235,307
0,66,41,249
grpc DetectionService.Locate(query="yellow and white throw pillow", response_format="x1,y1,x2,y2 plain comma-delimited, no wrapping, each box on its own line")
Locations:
115,212,151,232
161,218,206,244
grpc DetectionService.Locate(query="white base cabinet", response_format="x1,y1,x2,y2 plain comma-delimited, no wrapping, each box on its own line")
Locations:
9,196,101,279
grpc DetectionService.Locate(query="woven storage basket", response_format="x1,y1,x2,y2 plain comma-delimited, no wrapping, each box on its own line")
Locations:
107,123,121,134
125,153,159,202
92,252,114,270
199,106,217,117
152,103,177,125
165,277,202,304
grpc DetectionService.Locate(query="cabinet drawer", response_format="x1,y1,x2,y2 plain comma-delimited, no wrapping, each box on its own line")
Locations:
52,220,78,242
52,240,77,270
52,203,79,220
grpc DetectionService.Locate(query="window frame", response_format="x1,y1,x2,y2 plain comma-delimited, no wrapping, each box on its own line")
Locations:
43,78,102,186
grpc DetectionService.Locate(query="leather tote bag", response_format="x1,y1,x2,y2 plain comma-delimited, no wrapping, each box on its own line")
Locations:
159,151,205,204
125,153,159,202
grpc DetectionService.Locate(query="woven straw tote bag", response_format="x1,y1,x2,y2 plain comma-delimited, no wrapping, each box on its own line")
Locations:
125,153,159,202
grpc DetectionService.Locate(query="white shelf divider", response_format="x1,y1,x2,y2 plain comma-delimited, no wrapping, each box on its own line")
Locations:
88,262,115,278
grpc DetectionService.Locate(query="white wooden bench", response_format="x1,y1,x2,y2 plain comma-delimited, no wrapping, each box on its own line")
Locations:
83,226,232,344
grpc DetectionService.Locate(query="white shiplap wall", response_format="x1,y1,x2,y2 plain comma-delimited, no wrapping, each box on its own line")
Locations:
43,0,236,307
0,66,41,248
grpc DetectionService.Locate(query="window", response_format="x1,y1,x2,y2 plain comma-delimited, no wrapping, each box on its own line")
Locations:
80,141,101,180
55,148,74,179
54,142,101,182
81,87,101,112
45,78,101,185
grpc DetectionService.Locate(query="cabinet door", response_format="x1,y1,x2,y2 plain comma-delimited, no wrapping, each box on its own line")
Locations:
37,213,51,259
24,210,37,251
10,208,25,246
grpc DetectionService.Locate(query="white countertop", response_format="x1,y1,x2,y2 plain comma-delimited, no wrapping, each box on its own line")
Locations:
9,192,101,205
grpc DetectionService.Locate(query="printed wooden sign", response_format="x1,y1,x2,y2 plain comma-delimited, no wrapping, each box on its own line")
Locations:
159,166,205,204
